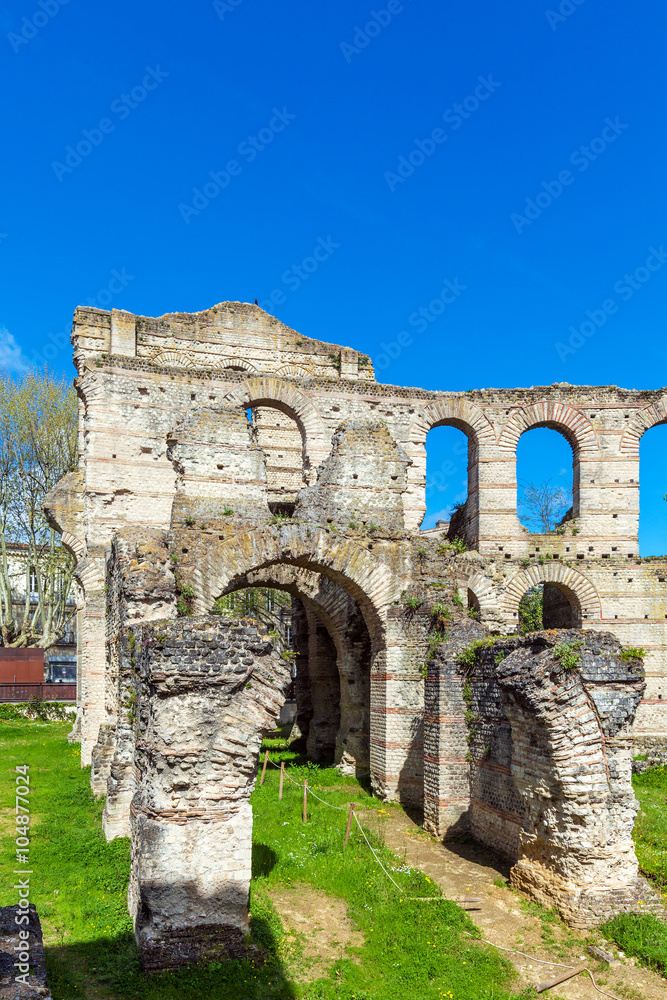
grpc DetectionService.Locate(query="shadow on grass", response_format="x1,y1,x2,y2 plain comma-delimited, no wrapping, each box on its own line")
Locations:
44,909,297,1000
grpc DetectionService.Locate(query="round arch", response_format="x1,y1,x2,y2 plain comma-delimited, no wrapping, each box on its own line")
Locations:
502,563,601,625
187,524,393,645
452,568,497,616
497,400,598,455
223,376,329,481
409,397,496,447
405,397,495,534
620,397,667,455
212,357,258,374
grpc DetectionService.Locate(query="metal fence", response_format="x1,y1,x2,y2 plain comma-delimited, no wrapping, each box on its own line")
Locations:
0,682,76,703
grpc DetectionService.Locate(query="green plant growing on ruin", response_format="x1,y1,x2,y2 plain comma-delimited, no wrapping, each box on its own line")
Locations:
457,639,493,670
403,594,423,611
430,602,451,629
222,507,234,516
494,650,506,665
437,537,467,556
328,351,341,371
171,553,178,563
270,513,291,526
177,599,193,617
184,515,195,527
621,646,647,662
418,548,427,559
552,640,583,671
426,630,448,662
571,524,580,535
467,607,480,620
452,589,464,608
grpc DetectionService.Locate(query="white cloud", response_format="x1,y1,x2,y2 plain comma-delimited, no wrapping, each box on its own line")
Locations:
0,327,28,373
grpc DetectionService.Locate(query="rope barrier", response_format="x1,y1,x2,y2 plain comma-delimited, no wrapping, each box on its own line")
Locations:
261,752,623,999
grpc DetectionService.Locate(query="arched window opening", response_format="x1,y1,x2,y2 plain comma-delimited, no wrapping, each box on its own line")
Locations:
421,424,470,533
517,583,581,633
251,406,305,516
246,406,305,517
467,589,480,619
517,428,574,533
639,424,667,556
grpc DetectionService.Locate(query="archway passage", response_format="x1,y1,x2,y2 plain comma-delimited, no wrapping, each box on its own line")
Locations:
639,423,667,556
517,583,581,632
504,563,600,628
217,566,372,777
516,427,574,533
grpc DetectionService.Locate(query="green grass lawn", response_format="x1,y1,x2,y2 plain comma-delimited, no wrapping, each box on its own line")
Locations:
632,764,667,892
0,719,530,1000
601,765,667,976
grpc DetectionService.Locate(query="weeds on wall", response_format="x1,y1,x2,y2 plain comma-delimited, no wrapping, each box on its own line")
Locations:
621,646,647,662
552,640,583,671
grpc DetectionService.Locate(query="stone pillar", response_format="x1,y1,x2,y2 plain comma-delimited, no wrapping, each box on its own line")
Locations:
370,612,425,807
305,610,340,763
78,588,107,766
128,616,290,972
423,620,486,838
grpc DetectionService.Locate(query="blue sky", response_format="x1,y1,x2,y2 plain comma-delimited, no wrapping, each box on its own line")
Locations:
1,0,665,549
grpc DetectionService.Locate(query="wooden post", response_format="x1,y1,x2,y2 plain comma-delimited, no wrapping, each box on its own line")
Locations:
260,751,269,785
536,966,587,993
344,802,356,848
279,761,285,801
302,779,308,822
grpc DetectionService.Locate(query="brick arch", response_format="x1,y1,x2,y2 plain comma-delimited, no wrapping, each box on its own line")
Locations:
453,569,497,614
187,523,395,644
239,564,363,659
497,400,598,454
502,563,601,624
223,376,329,479
409,397,496,446
405,398,495,535
620,397,667,455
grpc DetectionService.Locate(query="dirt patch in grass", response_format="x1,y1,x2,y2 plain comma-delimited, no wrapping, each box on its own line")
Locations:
266,882,363,981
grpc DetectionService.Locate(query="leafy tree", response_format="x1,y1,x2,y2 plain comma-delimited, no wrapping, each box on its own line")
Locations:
518,478,571,533
0,370,77,647
518,586,543,633
212,587,293,655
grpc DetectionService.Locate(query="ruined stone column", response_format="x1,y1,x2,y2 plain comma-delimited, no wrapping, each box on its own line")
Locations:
128,616,290,971
494,631,655,928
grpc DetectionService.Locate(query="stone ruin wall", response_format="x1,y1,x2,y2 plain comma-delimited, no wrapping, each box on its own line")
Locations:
43,299,667,962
